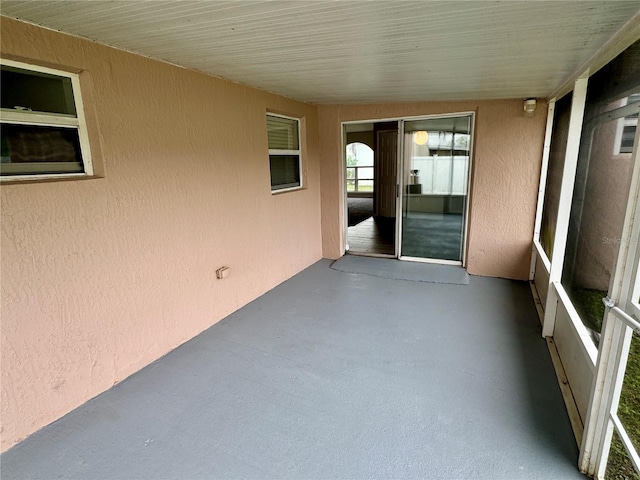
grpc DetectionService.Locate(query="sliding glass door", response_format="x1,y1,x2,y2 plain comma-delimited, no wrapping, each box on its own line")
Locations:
399,115,472,263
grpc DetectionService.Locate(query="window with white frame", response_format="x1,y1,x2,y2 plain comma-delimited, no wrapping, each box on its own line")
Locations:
614,93,639,155
267,113,301,192
0,59,92,180
633,260,640,316
346,142,374,193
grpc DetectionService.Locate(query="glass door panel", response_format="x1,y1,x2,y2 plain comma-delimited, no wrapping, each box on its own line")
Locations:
400,115,471,262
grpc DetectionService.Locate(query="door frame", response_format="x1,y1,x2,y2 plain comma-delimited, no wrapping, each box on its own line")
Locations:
342,119,397,258
341,111,475,266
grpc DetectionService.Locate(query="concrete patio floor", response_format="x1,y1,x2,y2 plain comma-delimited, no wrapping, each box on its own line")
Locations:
1,258,585,479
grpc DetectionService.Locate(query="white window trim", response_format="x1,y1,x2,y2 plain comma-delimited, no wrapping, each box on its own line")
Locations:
267,112,302,193
613,95,639,156
0,58,93,182
625,119,640,320
529,99,556,280
632,262,640,319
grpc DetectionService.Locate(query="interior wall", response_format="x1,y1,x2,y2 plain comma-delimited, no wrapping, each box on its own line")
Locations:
345,131,374,150
319,101,547,279
0,17,322,452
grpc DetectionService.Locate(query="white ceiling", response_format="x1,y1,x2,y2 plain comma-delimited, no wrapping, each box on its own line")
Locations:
2,1,639,104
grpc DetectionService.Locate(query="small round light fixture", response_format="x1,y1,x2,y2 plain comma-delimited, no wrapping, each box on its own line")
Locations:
414,131,429,145
524,98,537,117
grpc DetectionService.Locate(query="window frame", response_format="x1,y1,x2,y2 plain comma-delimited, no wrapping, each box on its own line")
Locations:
613,94,639,155
267,112,302,193
627,120,640,321
632,265,640,319
0,58,93,181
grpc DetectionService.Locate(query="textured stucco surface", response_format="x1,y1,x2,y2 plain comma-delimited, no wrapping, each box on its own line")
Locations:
1,17,322,451
319,101,547,280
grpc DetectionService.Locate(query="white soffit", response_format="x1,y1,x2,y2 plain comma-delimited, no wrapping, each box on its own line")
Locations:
1,1,639,104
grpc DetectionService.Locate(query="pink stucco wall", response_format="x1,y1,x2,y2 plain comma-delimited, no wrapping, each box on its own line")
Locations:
318,101,547,280
0,17,322,451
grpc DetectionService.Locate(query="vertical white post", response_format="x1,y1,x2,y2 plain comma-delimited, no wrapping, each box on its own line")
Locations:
542,75,589,338
530,100,556,281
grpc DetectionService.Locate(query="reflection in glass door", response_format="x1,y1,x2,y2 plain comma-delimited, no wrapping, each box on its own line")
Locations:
400,115,472,263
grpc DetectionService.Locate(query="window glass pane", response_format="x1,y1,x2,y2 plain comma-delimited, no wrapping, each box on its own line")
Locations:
267,115,299,150
357,180,373,191
358,167,374,179
346,167,355,179
561,40,640,343
346,178,355,192
540,92,573,259
269,154,300,190
1,124,83,176
620,124,637,153
1,65,76,116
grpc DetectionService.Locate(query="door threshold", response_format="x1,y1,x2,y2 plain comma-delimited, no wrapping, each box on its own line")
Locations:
346,251,464,267
398,256,463,267
346,251,396,259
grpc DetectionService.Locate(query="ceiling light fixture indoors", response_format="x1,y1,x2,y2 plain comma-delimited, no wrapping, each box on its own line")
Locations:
414,131,429,145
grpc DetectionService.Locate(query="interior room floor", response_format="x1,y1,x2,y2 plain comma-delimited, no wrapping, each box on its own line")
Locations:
401,213,463,260
347,197,374,227
348,216,395,255
1,259,585,480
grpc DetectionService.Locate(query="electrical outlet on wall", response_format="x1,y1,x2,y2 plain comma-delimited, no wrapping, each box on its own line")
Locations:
216,266,230,279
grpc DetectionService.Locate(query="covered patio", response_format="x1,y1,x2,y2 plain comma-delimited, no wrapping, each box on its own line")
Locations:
1,3,639,479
